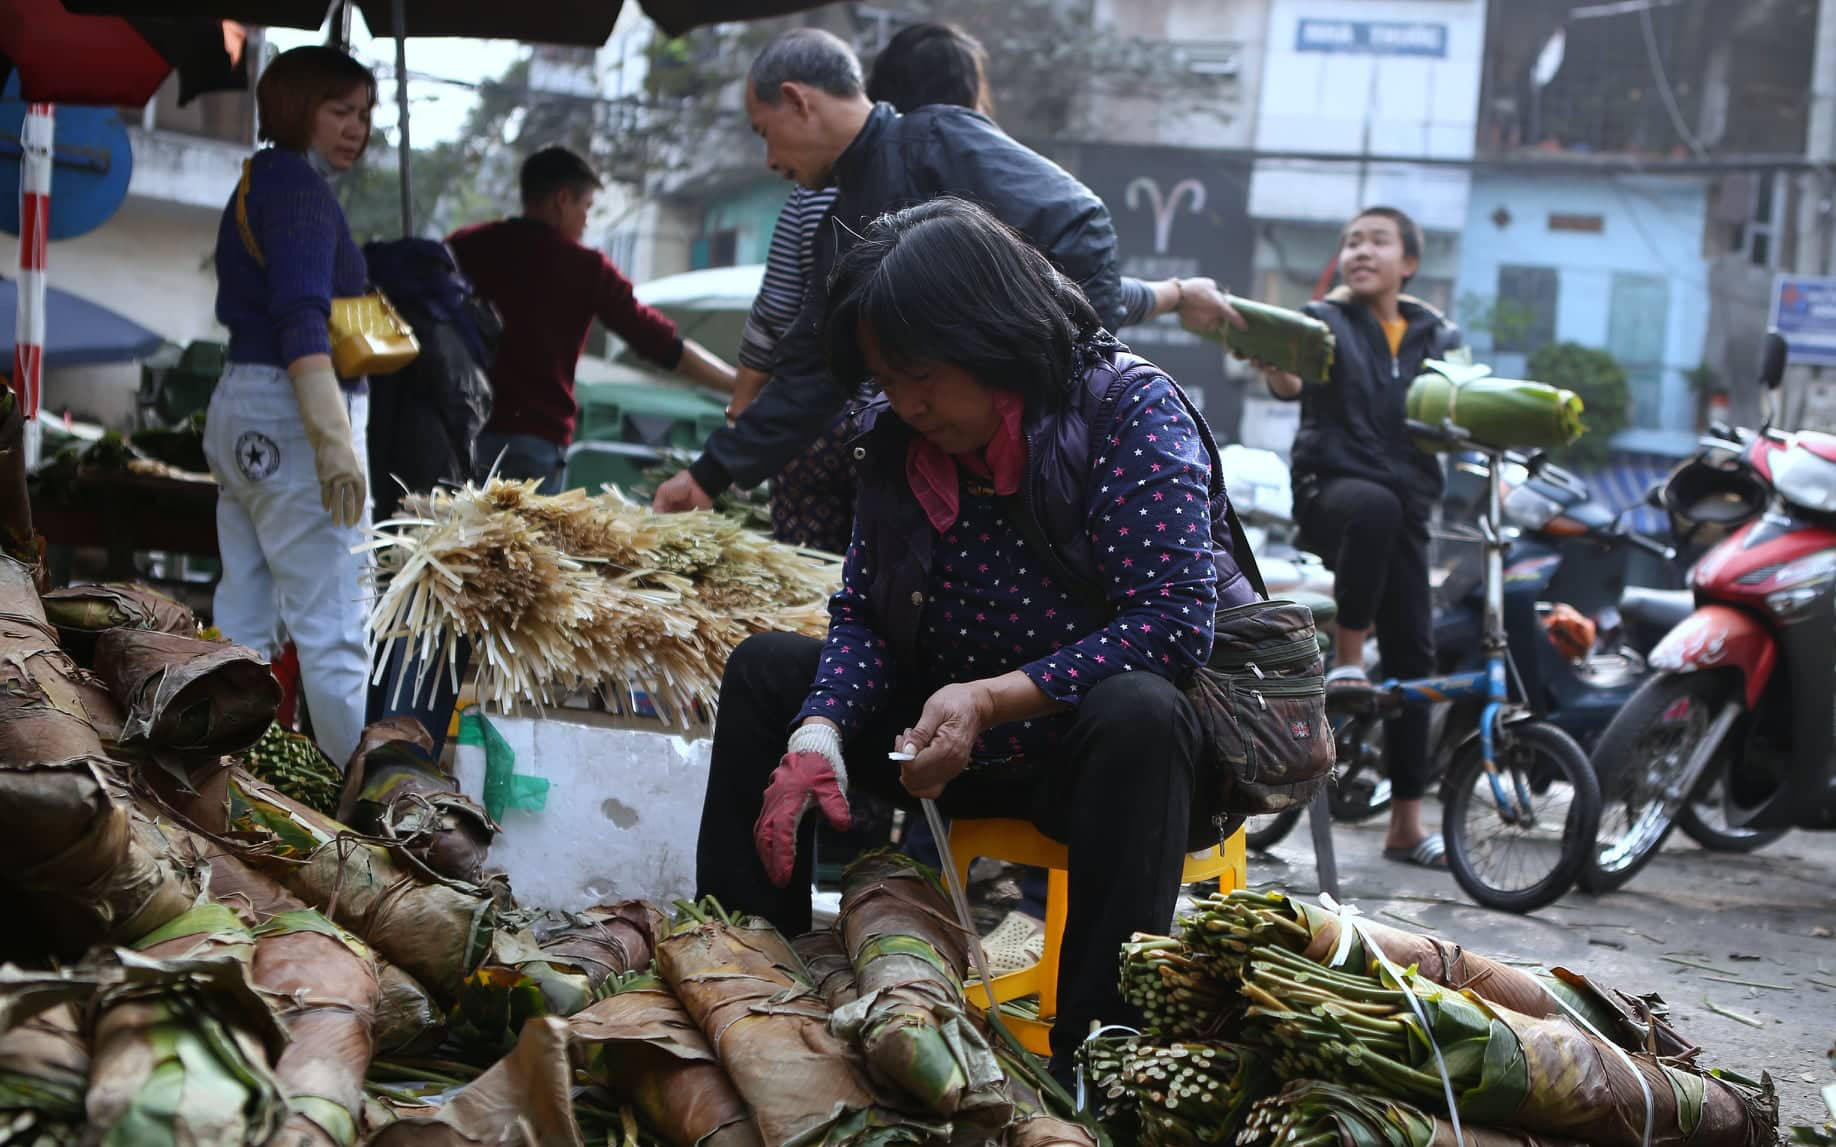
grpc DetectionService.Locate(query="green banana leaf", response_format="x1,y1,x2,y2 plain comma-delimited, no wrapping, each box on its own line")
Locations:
1405,362,1584,453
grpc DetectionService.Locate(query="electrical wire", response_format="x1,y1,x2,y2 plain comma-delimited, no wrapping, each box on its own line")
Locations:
1639,3,1708,159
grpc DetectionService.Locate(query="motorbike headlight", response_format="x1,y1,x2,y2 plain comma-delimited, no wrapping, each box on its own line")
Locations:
1762,549,1836,615
1503,485,1563,530
1769,446,1836,514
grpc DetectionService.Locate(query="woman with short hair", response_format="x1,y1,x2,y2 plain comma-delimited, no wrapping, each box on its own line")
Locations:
206,45,377,766
696,197,1257,1080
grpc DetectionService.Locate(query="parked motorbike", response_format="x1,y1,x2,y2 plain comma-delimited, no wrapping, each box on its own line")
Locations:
1583,330,1833,893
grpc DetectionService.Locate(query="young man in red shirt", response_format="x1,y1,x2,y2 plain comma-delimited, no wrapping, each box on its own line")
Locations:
449,147,735,492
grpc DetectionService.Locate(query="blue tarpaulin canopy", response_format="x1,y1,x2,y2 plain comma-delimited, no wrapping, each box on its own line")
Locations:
0,276,164,369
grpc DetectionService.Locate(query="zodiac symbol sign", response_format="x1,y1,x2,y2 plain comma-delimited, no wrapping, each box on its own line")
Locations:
1125,176,1207,254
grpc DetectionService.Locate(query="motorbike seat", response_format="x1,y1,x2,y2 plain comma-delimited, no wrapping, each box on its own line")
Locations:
1619,586,1693,634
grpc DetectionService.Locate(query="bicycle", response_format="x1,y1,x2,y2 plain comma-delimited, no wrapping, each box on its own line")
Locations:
1321,420,1602,913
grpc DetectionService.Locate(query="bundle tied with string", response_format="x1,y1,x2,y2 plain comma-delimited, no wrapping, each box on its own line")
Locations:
1240,1080,1593,1147
365,480,836,723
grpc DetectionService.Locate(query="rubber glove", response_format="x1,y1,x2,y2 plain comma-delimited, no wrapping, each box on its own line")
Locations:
288,361,366,528
754,721,851,888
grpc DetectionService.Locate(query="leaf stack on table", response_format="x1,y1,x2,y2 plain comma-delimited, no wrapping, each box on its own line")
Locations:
1083,888,1779,1147
0,561,1094,1147
366,478,840,725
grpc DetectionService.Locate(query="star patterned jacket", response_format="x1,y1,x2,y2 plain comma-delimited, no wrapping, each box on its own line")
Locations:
794,343,1260,763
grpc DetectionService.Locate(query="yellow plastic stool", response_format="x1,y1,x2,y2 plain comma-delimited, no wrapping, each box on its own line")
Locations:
947,818,1247,1056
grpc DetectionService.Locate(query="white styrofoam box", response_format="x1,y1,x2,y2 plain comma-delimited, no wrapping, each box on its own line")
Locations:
452,709,713,913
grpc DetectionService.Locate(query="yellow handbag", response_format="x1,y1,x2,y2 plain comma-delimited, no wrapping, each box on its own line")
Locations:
235,158,420,378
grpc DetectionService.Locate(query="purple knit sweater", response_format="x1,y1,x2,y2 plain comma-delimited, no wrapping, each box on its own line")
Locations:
215,148,367,376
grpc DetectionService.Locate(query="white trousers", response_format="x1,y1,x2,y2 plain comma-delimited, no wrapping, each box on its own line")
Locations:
203,362,372,767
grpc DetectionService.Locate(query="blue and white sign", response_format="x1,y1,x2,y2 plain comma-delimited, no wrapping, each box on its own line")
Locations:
1771,274,1836,368
1295,19,1448,58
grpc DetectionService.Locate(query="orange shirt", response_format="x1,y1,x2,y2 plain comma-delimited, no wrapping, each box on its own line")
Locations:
1382,317,1408,358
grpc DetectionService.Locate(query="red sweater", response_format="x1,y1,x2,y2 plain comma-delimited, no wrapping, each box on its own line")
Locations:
448,217,683,447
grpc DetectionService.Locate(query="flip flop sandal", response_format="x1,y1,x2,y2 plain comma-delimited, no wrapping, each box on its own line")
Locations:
973,910,1047,979
1382,833,1448,868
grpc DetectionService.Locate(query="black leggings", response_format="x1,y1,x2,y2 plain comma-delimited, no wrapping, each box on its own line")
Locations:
1301,477,1435,802
696,631,1204,1064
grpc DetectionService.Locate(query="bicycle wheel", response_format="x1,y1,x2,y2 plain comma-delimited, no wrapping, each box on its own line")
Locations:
1443,720,1599,913
1583,671,1742,893
1244,808,1303,851
1676,756,1787,854
1329,714,1392,822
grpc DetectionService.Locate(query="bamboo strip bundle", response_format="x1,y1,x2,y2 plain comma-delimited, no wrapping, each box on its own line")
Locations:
366,479,836,721
1119,934,1235,1038
1080,1039,1269,1147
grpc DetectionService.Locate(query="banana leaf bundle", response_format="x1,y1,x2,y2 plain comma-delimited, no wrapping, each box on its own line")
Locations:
0,556,125,741
1118,934,1234,1038
1211,294,1336,384
40,583,196,665
0,1004,86,1147
1405,362,1584,453
1180,890,1689,1055
1240,1080,1591,1147
367,1016,593,1147
250,910,381,1147
211,769,496,1000
794,930,860,1013
93,630,280,762
530,902,667,996
80,904,291,1147
658,899,944,1147
571,970,763,1147
1239,951,1777,1147
1074,1035,1266,1147
833,854,1010,1133
334,718,496,884
242,724,343,818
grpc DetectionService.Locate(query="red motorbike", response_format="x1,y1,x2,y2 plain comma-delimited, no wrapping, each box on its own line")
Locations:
1584,331,1836,892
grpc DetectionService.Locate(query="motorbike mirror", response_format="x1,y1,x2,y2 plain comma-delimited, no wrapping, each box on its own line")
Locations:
1760,329,1788,390
1644,480,1666,510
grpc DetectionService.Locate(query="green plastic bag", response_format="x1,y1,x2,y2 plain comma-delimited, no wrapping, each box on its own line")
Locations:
456,710,549,822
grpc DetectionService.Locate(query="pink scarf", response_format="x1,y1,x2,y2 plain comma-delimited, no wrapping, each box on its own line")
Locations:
905,392,1025,533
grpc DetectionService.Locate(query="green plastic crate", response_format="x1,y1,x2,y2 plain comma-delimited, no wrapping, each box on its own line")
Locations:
567,380,727,494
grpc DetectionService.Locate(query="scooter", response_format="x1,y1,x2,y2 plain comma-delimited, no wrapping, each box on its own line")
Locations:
1583,330,1836,892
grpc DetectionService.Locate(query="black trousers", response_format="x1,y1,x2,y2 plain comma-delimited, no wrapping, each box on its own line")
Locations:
1299,476,1436,801
697,631,1203,1063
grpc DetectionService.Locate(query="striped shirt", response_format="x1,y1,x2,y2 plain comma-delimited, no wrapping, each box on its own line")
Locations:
737,186,839,372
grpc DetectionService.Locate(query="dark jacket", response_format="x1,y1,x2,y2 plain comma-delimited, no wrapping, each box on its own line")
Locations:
851,346,1259,667
689,103,1125,496
362,238,499,521
1282,287,1462,512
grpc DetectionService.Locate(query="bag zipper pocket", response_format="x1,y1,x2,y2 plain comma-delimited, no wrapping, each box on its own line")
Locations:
1209,635,1320,676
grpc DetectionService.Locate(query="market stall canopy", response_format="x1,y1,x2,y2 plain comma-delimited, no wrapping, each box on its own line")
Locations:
0,279,163,369
626,264,763,368
59,0,841,45
3,1,246,107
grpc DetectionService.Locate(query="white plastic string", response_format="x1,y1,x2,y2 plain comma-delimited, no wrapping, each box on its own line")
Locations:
1541,988,1657,1147
1074,1024,1143,1114
1320,893,1468,1147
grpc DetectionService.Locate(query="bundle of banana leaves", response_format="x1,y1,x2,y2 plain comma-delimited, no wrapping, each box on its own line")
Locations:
1118,934,1235,1038
250,910,381,1147
242,724,342,818
1180,890,1689,1055
794,930,860,1012
658,898,943,1147
0,1004,86,1147
334,718,497,884
572,969,763,1147
93,629,279,762
40,582,196,665
1405,361,1584,453
1240,1080,1591,1147
1074,1034,1266,1147
1207,295,1336,384
1239,950,1777,1147
833,854,1010,1133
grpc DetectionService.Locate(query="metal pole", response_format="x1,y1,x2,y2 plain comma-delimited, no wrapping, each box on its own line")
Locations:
335,0,354,51
14,103,53,472
393,0,413,236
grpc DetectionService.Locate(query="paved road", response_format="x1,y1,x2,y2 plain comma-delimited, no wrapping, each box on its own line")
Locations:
1248,809,1836,1132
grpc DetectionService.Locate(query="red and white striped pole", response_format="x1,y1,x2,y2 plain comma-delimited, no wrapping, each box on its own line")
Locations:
13,102,52,468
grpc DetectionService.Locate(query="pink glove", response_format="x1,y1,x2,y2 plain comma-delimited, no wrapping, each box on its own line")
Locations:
754,723,851,888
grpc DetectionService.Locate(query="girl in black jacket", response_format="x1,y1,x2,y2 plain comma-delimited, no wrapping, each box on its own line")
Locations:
1262,206,1462,867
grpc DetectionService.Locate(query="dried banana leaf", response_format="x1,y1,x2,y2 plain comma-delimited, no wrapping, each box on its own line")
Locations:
41,584,196,665
572,971,762,1147
0,1003,87,1147
1240,1080,1591,1147
834,854,1009,1133
0,674,196,951
532,902,668,995
1214,294,1336,384
794,930,859,1013
658,902,943,1147
214,770,496,1000
375,964,447,1058
367,1016,586,1147
1005,1116,1096,1147
251,911,381,1147
0,557,123,742
335,719,496,883
93,630,279,761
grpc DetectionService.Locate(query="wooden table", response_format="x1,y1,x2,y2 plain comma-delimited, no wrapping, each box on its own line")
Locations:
32,467,219,581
